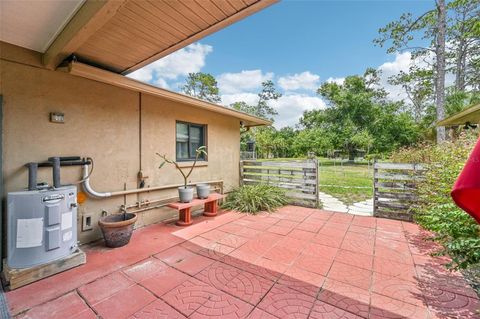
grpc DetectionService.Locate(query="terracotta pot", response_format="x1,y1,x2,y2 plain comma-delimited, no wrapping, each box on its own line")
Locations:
98,213,137,248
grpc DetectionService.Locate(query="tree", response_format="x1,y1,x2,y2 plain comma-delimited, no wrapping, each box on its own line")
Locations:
291,128,334,157
448,0,480,91
436,0,447,142
299,69,419,160
375,0,480,143
388,67,434,123
231,101,258,116
182,72,221,103
230,80,281,121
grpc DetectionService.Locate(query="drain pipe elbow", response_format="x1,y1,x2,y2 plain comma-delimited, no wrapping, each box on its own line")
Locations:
82,164,112,198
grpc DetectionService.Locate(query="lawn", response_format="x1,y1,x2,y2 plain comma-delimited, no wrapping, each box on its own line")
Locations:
251,157,374,206
318,158,373,205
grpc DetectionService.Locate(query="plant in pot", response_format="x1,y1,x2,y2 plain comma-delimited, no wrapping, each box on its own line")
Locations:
157,146,208,203
98,206,137,248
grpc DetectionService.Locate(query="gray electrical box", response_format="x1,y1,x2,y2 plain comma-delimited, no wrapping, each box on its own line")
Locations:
7,186,78,268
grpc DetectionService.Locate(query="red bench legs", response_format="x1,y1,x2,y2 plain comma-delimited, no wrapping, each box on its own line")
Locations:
203,200,218,217
176,207,193,226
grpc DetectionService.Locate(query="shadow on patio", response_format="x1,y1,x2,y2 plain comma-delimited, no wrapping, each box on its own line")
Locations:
7,206,479,318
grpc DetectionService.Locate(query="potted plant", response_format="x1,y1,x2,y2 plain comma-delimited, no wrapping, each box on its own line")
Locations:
98,206,137,248
157,146,207,203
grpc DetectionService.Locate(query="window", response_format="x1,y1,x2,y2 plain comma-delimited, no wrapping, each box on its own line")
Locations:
176,121,207,161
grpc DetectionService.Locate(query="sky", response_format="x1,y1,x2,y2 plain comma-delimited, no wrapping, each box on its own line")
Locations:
128,0,433,128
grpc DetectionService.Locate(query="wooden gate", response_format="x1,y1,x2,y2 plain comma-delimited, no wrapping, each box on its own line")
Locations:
373,162,425,221
240,159,319,208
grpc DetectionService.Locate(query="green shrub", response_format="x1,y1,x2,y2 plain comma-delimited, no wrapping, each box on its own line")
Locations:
222,184,288,214
417,203,480,269
391,132,480,270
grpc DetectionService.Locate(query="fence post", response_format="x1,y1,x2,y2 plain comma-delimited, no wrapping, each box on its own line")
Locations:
239,161,244,186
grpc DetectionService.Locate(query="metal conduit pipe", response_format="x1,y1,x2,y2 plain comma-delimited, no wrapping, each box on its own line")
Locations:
125,203,168,214
82,164,223,199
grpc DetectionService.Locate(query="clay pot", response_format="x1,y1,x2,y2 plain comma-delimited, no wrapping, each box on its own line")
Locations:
98,213,137,248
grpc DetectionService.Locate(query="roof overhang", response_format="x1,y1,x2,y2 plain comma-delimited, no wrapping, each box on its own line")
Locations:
66,61,272,127
437,103,480,127
0,0,85,53
40,0,278,73
1,0,277,73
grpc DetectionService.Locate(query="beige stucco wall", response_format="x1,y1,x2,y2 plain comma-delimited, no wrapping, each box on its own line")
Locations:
0,56,240,244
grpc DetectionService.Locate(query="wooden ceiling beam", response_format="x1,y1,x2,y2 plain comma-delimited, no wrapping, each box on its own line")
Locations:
42,0,126,70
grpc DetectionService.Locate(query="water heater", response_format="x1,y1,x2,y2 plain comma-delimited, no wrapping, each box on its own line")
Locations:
7,186,78,268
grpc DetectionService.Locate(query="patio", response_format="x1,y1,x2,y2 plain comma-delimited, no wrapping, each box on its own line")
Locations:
8,206,479,319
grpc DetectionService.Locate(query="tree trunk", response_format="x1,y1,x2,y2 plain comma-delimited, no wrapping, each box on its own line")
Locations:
455,43,466,91
454,12,467,92
435,0,447,143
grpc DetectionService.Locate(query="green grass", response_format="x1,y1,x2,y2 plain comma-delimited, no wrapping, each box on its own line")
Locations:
318,158,373,205
244,157,374,206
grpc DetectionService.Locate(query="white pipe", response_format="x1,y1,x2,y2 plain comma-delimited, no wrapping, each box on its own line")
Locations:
82,164,223,199
82,164,112,198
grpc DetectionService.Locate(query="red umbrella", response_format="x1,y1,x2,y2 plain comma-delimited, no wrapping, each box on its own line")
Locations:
451,137,480,224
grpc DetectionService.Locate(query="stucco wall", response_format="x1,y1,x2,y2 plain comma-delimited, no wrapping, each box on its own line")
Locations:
0,58,240,244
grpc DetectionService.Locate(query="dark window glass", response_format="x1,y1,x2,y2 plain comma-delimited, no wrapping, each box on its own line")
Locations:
176,122,206,161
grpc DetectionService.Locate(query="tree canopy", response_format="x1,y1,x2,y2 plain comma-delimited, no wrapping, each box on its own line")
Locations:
231,80,281,121
375,0,480,142
297,69,419,159
181,72,221,103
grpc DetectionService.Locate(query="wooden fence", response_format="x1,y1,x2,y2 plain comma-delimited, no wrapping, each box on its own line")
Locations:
373,162,425,221
240,159,319,208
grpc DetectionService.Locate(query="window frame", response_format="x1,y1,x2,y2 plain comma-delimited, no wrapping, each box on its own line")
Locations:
175,121,208,162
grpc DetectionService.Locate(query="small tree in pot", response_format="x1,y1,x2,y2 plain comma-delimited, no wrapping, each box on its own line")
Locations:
157,146,207,203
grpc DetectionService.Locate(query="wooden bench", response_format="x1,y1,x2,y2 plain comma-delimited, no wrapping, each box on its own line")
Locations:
168,193,225,226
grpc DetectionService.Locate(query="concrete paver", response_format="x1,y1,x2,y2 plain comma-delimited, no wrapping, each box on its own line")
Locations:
8,206,479,319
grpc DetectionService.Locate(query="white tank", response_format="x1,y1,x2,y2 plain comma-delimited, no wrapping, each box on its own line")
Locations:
7,186,78,268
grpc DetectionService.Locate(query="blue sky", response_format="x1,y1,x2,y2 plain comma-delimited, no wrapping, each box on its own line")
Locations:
128,0,433,127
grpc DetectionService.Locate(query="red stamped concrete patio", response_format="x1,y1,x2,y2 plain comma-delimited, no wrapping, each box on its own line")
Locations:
7,206,479,319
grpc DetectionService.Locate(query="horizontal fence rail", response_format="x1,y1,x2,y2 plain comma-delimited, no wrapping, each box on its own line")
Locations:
373,161,425,221
240,159,319,208
240,151,256,160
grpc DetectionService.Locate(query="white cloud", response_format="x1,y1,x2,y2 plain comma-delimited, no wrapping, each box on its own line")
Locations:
221,91,326,128
153,78,170,90
278,71,320,91
221,93,259,106
127,43,212,86
217,70,274,94
379,52,412,75
326,77,345,85
377,52,413,101
271,94,326,128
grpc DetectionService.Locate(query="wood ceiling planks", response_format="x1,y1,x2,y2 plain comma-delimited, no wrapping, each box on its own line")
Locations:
67,0,276,74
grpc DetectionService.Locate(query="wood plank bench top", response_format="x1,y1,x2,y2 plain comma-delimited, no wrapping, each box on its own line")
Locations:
168,193,224,210
168,193,225,226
